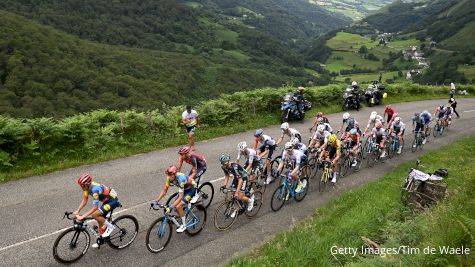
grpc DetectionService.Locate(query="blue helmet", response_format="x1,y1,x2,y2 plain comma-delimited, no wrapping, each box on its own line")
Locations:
254,129,264,137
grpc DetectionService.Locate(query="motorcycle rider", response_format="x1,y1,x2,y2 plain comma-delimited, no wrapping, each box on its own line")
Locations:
351,81,360,108
294,86,306,118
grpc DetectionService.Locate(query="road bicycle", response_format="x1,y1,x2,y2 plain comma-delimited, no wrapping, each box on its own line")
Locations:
166,178,214,209
270,171,309,211
214,187,263,230
365,137,388,167
411,130,425,152
53,208,138,263
387,133,404,158
433,118,445,137
340,140,363,177
146,202,207,253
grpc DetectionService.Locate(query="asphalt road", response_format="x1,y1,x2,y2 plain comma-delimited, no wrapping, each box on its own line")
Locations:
0,99,474,267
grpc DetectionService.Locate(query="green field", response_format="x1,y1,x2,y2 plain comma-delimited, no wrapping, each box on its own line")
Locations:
388,38,422,48
459,65,475,80
442,21,475,52
230,134,475,266
334,71,403,83
326,32,372,51
326,51,383,72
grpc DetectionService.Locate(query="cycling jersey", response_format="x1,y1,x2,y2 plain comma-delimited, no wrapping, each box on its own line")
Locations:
371,128,386,144
384,107,395,122
366,115,384,129
179,152,207,171
321,123,333,133
237,148,260,166
412,116,424,132
281,128,301,141
327,139,342,159
312,130,331,143
282,149,307,167
255,134,276,159
391,121,406,134
344,133,360,146
166,172,197,194
294,143,308,154
420,112,432,125
222,163,249,180
342,117,359,129
436,107,446,119
84,182,118,207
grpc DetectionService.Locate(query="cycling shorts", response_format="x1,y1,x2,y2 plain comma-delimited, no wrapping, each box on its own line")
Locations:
259,144,276,160
189,166,207,184
181,187,197,205
231,178,249,192
99,198,121,217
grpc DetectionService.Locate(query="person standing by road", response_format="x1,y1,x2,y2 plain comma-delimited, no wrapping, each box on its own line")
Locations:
449,98,460,118
182,105,200,151
450,82,456,98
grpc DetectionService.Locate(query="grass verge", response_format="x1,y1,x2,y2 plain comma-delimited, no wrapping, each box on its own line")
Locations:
229,135,475,266
0,91,472,183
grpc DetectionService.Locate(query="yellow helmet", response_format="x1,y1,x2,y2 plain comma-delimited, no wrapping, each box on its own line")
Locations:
328,134,337,144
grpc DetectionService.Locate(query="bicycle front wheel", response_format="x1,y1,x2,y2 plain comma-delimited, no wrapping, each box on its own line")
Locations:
270,185,287,211
198,182,214,209
53,228,90,264
185,205,207,236
214,201,238,231
108,215,139,249
146,217,172,253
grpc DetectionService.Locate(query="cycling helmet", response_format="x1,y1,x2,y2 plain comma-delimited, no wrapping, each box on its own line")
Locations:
370,111,377,119
280,122,289,130
317,117,324,124
317,125,325,132
77,173,92,186
237,141,247,150
254,129,263,137
351,81,358,87
385,105,391,110
284,142,293,150
449,98,455,103
343,112,350,120
439,104,444,109
328,134,337,144
290,137,299,146
375,121,382,129
178,146,191,155
165,165,177,175
422,110,428,114
349,128,357,135
219,154,231,163
394,117,401,123
317,112,323,117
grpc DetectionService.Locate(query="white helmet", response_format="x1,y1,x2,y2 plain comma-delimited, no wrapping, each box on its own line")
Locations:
352,81,358,86
237,141,247,150
290,137,299,146
343,112,350,120
317,124,325,132
370,111,377,120
280,122,289,130
284,141,293,150
394,117,401,123
317,117,324,124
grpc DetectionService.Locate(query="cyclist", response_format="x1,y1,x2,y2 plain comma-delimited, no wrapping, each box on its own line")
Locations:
319,134,342,184
152,166,197,233
236,141,261,189
420,110,432,137
276,142,308,193
219,154,254,215
182,105,200,151
389,117,405,154
339,112,360,138
309,124,331,151
291,137,308,155
309,112,330,132
412,112,427,145
444,104,453,127
343,128,361,167
434,104,447,129
316,117,333,134
383,105,395,124
371,121,387,158
74,174,120,247
364,111,384,135
253,129,277,184
277,122,302,145
177,146,207,204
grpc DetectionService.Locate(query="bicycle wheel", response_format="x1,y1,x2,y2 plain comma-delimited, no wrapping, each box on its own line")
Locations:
319,166,329,192
198,182,214,209
185,204,207,236
146,217,172,253
433,124,438,137
165,192,179,206
270,156,282,179
388,139,396,159
254,175,267,193
354,151,363,171
245,191,263,218
53,228,90,263
439,124,444,135
108,215,139,249
214,201,238,231
411,138,418,153
306,157,317,179
367,148,376,167
340,156,350,177
294,177,309,202
270,185,287,211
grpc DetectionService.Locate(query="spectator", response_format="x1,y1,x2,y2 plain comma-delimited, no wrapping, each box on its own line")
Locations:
182,105,200,151
450,82,456,98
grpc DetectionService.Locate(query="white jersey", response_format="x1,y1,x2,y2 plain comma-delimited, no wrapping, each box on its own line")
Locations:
391,121,406,132
237,148,260,164
258,134,276,146
182,110,199,127
371,127,386,137
312,130,331,142
322,123,333,133
367,115,384,129
281,128,301,139
282,149,306,165
295,143,307,153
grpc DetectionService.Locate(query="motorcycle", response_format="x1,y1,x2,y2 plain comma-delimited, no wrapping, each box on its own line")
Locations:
280,93,311,122
364,80,385,107
342,88,360,111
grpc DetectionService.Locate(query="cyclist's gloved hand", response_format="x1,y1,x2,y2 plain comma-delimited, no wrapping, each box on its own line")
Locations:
151,201,159,207
220,186,226,191
165,205,173,214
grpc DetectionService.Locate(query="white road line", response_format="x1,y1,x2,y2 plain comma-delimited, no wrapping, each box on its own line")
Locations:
464,110,475,113
0,176,226,253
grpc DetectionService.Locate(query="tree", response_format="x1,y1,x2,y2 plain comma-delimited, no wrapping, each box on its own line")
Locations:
358,45,368,54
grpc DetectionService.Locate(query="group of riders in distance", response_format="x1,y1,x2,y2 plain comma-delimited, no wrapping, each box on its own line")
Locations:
53,83,460,263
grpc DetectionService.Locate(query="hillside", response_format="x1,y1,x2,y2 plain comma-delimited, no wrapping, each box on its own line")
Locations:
309,0,396,20
0,0,350,118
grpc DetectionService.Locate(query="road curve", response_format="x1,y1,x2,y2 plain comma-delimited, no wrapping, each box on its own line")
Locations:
0,99,474,267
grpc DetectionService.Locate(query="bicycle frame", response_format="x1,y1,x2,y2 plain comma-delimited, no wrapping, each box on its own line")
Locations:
153,204,201,232
278,173,299,199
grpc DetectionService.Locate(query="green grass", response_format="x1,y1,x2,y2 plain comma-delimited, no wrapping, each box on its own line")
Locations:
334,71,402,83
459,65,475,80
229,135,475,266
223,50,250,61
326,51,382,72
442,21,475,52
327,32,372,51
388,38,421,48
183,1,203,8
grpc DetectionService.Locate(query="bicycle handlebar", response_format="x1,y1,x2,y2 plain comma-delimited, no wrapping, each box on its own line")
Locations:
220,187,236,194
63,211,93,221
